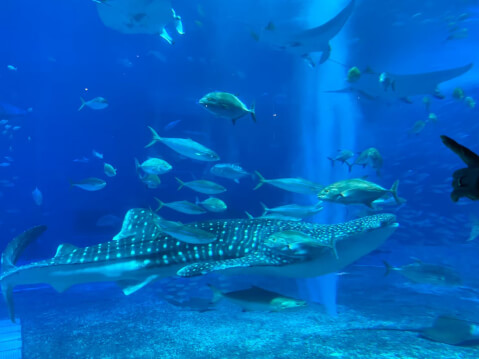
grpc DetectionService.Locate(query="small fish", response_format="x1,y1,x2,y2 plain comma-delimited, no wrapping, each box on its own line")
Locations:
103,163,117,177
139,173,161,189
70,177,106,191
12,126,21,131
0,162,11,167
261,202,323,219
78,97,108,111
468,216,479,242
0,120,7,125
154,198,206,215
427,113,437,123
199,92,256,125
210,163,249,183
349,148,383,176
245,211,302,222
254,171,323,195
452,87,465,100
32,187,43,206
328,149,354,167
264,230,337,258
209,285,306,312
164,120,182,131
465,96,476,109
347,67,361,82
422,96,431,112
197,197,227,212
7,65,17,71
92,150,103,159
176,177,226,195
164,296,215,312
318,178,400,208
135,158,172,175
73,156,90,164
156,219,217,244
4,156,13,162
145,126,220,162
409,120,427,135
383,259,462,287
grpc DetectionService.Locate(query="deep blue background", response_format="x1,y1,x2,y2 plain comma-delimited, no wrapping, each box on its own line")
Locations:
0,0,478,271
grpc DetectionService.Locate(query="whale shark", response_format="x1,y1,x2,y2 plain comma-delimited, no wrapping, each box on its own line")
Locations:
328,63,473,103
257,0,355,66
0,209,398,322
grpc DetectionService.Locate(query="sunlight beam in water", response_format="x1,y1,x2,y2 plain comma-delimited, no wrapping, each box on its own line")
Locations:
294,0,359,316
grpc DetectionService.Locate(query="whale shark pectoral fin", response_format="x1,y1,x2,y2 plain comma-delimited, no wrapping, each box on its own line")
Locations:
176,252,284,277
117,275,159,295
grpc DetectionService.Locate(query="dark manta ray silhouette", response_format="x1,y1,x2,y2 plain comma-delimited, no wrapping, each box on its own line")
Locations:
441,135,479,202
352,316,479,346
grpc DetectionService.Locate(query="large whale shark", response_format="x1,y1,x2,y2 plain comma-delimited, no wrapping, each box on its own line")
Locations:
0,209,398,322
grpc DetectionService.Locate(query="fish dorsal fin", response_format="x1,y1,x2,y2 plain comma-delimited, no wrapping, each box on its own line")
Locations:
55,243,79,257
113,208,161,242
441,135,479,168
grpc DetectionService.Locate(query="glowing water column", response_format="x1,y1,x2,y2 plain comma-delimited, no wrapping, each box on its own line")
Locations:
295,0,359,315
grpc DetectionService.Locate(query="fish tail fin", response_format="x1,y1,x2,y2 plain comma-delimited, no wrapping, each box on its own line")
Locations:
389,180,400,204
1,226,47,322
245,211,254,219
154,197,164,211
134,158,140,173
260,202,269,215
346,161,353,172
250,102,256,123
253,170,266,190
145,126,161,148
78,97,86,111
207,284,223,304
382,260,392,276
327,157,335,167
175,177,185,190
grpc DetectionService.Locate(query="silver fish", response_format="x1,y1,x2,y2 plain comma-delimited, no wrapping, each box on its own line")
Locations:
154,198,206,215
176,177,226,195
145,126,219,162
254,171,323,195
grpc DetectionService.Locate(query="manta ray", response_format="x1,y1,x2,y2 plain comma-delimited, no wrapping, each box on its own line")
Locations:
0,209,398,322
328,63,473,103
96,0,184,44
257,0,355,66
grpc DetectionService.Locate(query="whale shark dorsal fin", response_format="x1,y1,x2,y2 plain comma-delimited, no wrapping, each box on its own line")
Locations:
55,243,79,257
441,135,479,167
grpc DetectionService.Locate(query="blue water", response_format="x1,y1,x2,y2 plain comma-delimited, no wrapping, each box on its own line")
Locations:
1,0,478,357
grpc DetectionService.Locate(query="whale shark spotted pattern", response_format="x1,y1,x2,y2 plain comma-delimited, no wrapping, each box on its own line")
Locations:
0,209,398,321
